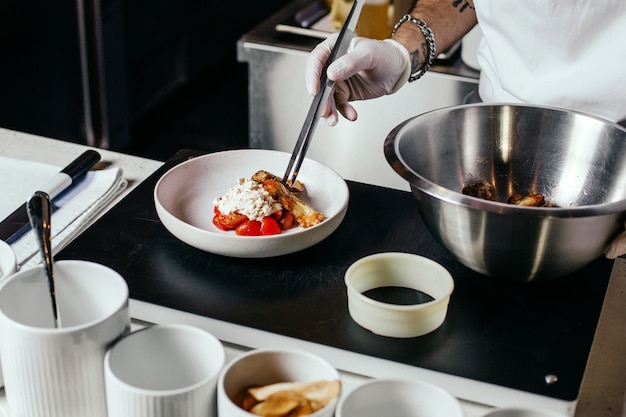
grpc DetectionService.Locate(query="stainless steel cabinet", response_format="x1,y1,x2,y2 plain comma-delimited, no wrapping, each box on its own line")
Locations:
237,0,479,190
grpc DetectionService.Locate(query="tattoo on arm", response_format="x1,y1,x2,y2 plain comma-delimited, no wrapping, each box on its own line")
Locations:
409,42,428,75
452,0,474,13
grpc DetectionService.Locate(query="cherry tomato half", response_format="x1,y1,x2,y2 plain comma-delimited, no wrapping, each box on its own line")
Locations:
235,220,262,236
212,209,248,231
260,216,282,235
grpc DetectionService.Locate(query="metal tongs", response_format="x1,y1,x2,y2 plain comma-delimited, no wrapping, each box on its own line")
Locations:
282,0,365,186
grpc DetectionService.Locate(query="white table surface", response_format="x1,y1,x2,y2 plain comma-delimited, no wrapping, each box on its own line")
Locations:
0,128,624,417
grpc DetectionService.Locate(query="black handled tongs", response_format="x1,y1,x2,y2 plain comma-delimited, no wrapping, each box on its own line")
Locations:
282,0,365,186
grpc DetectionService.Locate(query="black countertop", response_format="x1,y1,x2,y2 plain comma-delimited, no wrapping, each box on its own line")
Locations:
57,149,611,403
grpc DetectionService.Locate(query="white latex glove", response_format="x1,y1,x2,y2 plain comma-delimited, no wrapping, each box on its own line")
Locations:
305,33,410,126
605,221,626,259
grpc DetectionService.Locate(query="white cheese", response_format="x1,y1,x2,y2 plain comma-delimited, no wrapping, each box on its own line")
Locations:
213,178,281,221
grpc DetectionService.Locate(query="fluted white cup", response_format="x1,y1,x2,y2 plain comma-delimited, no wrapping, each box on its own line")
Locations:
104,324,225,417
0,239,17,389
0,260,130,417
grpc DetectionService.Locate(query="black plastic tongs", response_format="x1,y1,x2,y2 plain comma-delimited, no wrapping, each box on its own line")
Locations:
282,0,365,186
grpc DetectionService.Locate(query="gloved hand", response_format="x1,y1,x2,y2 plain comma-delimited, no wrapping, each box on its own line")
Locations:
305,33,410,126
605,221,626,259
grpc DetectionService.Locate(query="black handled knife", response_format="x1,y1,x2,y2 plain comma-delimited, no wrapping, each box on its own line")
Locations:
0,150,101,243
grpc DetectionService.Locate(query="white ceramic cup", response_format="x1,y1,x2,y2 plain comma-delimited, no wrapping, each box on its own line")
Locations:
218,347,341,417
0,260,130,417
104,324,225,417
0,240,17,280
336,378,464,417
0,239,17,388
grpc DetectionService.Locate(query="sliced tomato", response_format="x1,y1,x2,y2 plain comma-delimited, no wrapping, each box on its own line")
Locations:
235,220,262,236
213,211,248,231
260,216,282,235
279,211,296,230
212,215,229,231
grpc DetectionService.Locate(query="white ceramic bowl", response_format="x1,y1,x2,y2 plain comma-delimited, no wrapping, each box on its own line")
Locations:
105,324,225,417
336,378,463,417
0,240,17,281
345,252,454,338
218,347,341,417
482,408,569,417
154,149,349,258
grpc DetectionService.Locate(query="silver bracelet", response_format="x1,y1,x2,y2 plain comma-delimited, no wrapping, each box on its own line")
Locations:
392,14,436,82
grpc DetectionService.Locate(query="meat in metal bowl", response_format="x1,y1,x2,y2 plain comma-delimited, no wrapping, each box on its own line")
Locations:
384,103,626,282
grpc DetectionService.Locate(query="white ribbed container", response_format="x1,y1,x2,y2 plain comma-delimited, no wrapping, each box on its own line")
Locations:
104,324,225,417
0,239,17,389
0,260,130,417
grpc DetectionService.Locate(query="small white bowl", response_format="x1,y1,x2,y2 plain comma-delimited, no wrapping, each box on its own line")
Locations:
154,149,349,258
218,347,341,417
0,240,17,280
482,408,569,417
105,324,225,417
336,378,463,417
345,252,454,338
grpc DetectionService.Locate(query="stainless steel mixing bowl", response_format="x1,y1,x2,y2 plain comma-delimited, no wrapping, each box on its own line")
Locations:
384,103,626,281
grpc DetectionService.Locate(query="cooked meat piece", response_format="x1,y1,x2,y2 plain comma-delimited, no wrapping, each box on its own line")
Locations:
462,180,551,207
507,193,546,207
252,170,304,192
462,180,497,201
252,170,324,228
507,194,522,205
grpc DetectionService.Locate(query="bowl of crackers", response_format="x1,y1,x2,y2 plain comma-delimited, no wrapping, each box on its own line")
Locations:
217,347,341,417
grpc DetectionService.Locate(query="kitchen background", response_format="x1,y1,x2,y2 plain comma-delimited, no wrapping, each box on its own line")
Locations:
2,3,623,415
0,0,291,161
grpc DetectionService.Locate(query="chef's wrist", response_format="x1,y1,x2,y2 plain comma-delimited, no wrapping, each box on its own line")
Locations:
391,14,436,82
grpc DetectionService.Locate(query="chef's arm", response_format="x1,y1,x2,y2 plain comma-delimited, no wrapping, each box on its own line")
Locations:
391,0,478,77
304,0,479,124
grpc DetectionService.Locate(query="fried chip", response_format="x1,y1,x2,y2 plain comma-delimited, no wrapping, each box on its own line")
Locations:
286,400,314,417
240,379,341,417
250,391,309,417
241,394,260,411
297,380,341,407
247,381,312,401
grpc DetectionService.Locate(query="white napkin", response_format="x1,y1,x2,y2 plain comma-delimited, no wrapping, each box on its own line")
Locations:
0,156,128,269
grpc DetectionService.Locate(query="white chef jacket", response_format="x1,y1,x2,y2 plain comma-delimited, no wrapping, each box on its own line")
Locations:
474,1,626,123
